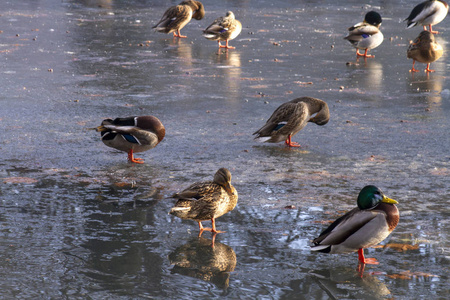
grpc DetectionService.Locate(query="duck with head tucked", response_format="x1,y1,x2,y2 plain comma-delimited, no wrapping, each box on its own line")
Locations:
169,168,238,235
407,30,443,72
344,11,384,58
405,0,449,34
311,186,399,266
95,116,165,164
153,0,205,38
253,97,329,148
203,11,242,49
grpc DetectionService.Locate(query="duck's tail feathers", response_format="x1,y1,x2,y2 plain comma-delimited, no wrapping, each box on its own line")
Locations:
310,245,331,253
168,207,190,215
254,136,271,143
406,21,417,29
202,32,217,39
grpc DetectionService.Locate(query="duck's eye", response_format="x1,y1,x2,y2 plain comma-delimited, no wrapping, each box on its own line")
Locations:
373,193,382,202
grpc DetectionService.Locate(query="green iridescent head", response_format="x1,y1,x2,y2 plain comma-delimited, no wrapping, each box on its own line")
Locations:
365,11,382,27
357,185,398,210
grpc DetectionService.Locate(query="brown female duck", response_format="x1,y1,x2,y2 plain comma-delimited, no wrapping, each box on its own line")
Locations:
153,0,205,38
407,30,443,72
253,97,330,147
169,168,238,235
203,11,242,49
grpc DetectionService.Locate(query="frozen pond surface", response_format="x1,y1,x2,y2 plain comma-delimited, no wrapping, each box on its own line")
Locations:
0,0,449,298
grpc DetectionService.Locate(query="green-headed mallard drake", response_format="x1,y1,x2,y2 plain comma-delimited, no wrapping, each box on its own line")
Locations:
95,116,165,164
407,30,443,72
405,0,448,34
203,11,242,49
253,97,330,147
311,185,399,265
344,11,384,58
169,168,238,235
153,0,205,38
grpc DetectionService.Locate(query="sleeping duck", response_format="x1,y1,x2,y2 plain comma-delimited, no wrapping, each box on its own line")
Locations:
253,97,330,147
407,30,443,72
311,185,399,265
169,168,238,235
95,116,165,164
344,11,384,58
153,0,205,38
405,0,449,34
203,11,242,49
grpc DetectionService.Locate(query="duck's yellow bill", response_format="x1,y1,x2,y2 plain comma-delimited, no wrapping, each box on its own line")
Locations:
382,195,398,204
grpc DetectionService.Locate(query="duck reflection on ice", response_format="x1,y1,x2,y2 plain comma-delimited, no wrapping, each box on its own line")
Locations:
168,236,237,290
345,58,384,93
309,267,391,299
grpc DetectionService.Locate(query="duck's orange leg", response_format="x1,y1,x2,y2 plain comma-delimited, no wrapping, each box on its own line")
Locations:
425,63,435,73
198,220,211,233
127,149,144,164
285,135,300,147
211,218,225,233
173,30,187,38
219,40,235,49
198,219,225,234
357,49,374,58
358,248,379,265
409,60,420,73
198,222,205,237
428,25,439,34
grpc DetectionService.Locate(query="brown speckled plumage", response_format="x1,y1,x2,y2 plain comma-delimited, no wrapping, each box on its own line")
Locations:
203,11,242,49
253,97,329,146
407,31,443,72
169,168,238,233
153,1,205,37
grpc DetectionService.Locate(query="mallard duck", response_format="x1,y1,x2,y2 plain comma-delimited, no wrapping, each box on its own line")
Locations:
203,11,242,49
311,185,399,265
153,0,205,38
253,97,330,147
169,168,238,235
95,116,165,164
405,0,449,34
344,11,384,58
407,30,443,72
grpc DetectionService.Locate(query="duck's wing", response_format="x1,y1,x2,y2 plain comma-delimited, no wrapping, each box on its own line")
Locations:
203,15,229,36
173,181,222,202
153,4,192,32
344,24,380,43
253,102,307,138
172,182,225,219
312,208,378,248
407,35,424,53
